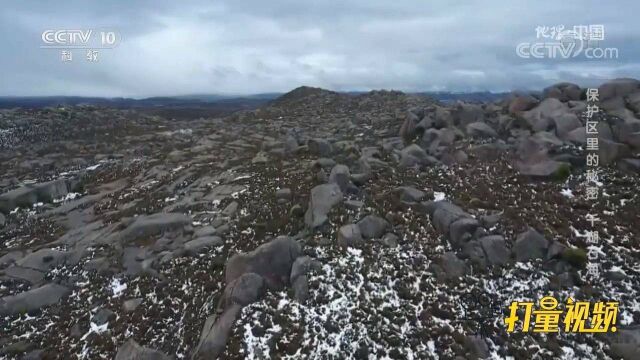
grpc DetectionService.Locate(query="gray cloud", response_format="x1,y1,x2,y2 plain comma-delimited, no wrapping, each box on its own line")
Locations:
0,0,637,96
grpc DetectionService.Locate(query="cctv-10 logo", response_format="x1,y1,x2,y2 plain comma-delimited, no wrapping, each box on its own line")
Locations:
41,29,120,48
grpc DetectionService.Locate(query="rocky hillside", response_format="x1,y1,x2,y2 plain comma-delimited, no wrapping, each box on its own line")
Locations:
0,79,639,359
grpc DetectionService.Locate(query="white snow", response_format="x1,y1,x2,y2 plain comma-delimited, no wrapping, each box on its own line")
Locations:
110,278,127,298
560,188,574,198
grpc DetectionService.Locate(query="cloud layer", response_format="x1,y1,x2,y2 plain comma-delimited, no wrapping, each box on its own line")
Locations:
1,0,638,97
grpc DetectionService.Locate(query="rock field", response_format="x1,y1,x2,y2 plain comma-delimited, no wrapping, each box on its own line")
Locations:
1,80,639,359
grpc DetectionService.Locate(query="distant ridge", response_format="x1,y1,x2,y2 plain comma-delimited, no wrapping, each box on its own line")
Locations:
0,94,280,110
269,86,339,106
0,89,510,110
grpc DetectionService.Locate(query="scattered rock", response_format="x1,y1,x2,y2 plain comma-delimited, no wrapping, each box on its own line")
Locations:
344,200,364,210
115,339,172,360
222,201,239,217
543,82,582,102
304,183,343,228
514,228,549,262
225,236,301,290
118,213,191,244
599,139,631,165
508,95,539,114
399,144,438,168
122,298,143,313
516,159,570,180
16,249,69,272
479,235,510,266
92,307,115,326
275,188,292,201
192,304,242,360
328,164,352,193
337,224,363,248
289,204,304,217
394,186,426,203
432,252,466,281
466,122,497,138
193,226,217,238
357,215,389,239
430,201,468,234
221,272,265,308
184,236,223,254
381,233,399,248
449,217,479,248
308,138,333,157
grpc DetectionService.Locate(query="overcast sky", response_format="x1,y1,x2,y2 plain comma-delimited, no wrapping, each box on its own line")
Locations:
0,0,637,97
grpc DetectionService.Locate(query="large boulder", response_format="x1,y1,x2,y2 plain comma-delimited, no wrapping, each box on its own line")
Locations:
16,249,69,272
196,237,302,360
399,111,419,141
609,325,640,360
328,164,352,193
431,202,469,234
599,78,640,103
337,224,363,248
461,240,487,268
357,215,390,239
0,180,69,214
399,144,437,168
2,266,45,284
627,91,640,114
304,183,343,228
508,95,539,114
466,122,498,138
614,119,640,148
290,256,315,303
420,128,442,149
521,98,569,132
598,139,631,165
464,335,490,359
449,217,480,248
308,138,333,157
431,252,466,282
118,213,191,243
220,272,265,308
553,112,582,140
433,106,454,128
381,137,404,152
33,179,72,202
515,159,570,179
192,304,243,360
0,283,71,316
599,79,640,120
514,228,549,262
479,235,510,266
543,82,582,102
184,236,223,254
618,158,640,174
225,236,301,290
454,103,485,127
393,186,426,204
565,127,586,145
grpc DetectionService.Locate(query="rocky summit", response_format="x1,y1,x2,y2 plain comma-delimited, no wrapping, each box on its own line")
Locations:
1,80,640,360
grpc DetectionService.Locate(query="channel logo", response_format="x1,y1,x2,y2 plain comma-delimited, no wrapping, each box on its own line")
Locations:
40,29,120,48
